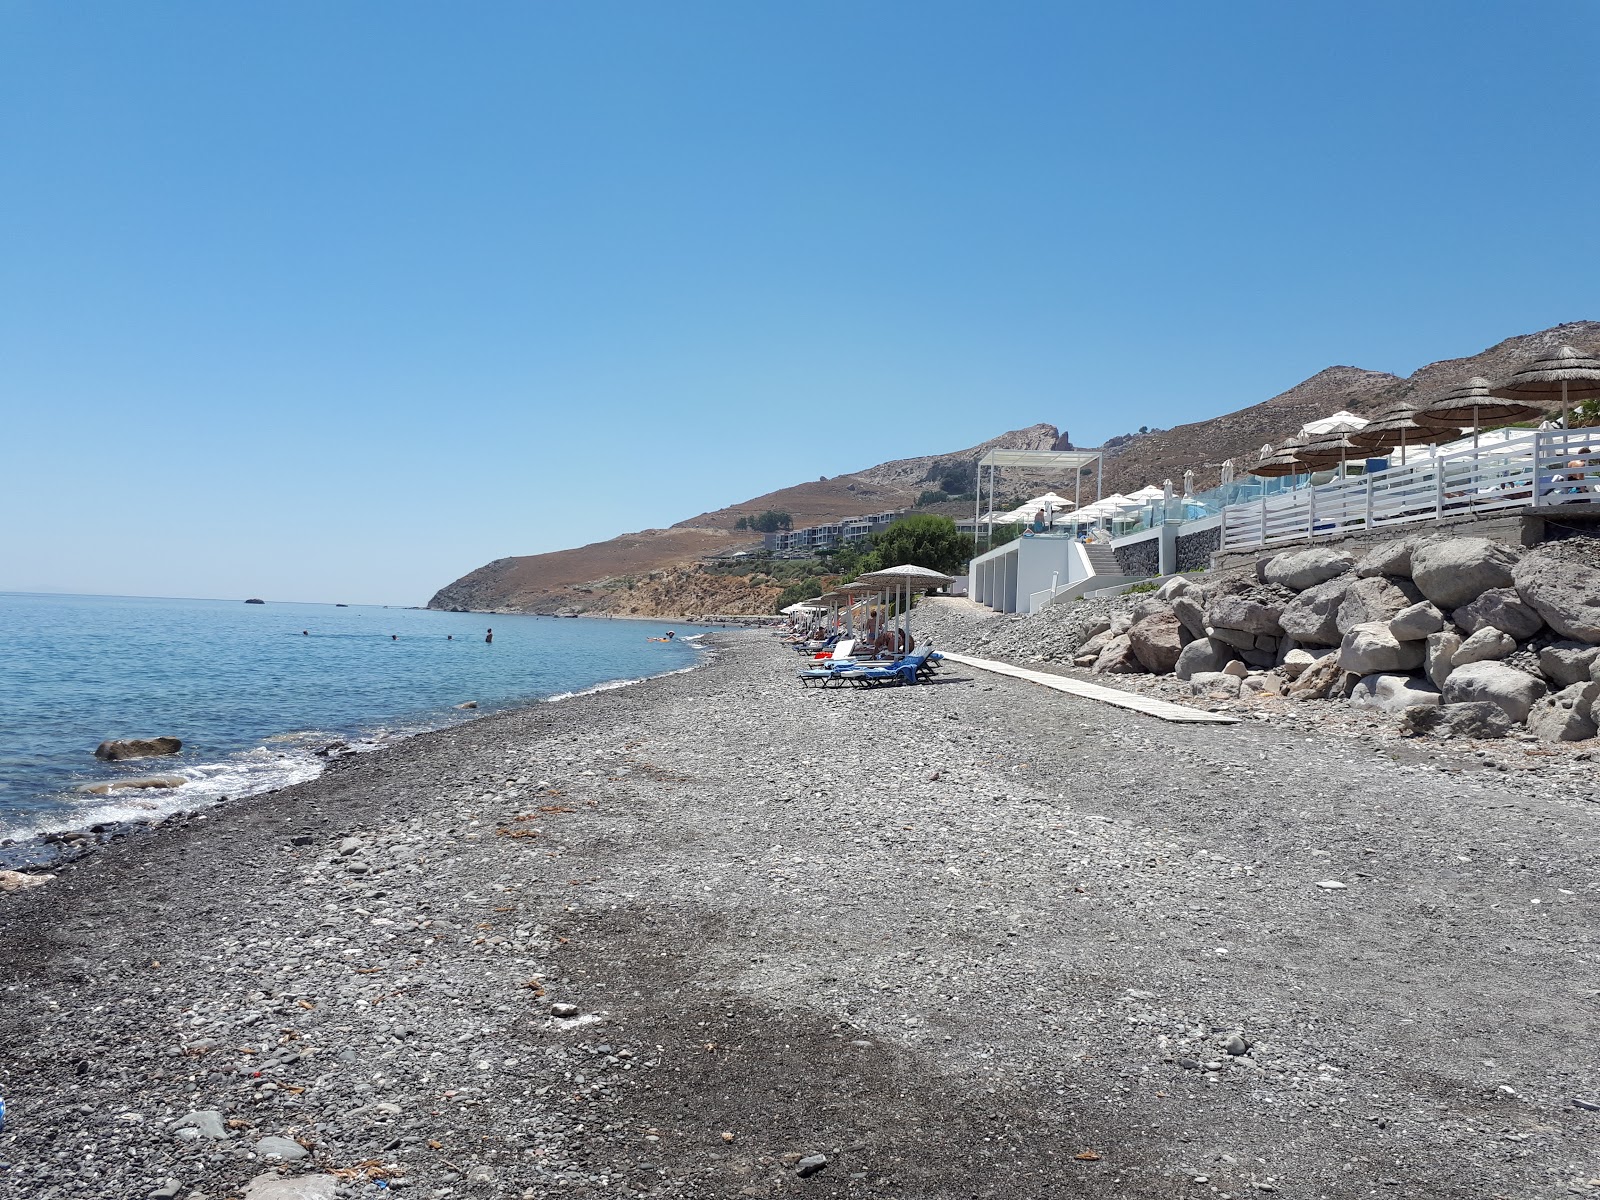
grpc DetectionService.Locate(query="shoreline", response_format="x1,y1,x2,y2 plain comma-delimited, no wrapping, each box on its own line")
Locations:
0,639,721,873
3,631,1597,1197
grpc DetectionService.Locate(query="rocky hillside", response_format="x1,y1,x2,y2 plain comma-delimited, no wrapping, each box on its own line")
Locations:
429,321,1600,615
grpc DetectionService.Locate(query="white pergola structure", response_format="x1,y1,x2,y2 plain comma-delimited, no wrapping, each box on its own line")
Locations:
974,446,1104,551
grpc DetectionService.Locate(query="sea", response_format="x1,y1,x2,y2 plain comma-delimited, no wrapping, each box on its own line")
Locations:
0,592,713,855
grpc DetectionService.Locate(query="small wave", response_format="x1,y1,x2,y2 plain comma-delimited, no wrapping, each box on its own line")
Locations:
544,663,700,704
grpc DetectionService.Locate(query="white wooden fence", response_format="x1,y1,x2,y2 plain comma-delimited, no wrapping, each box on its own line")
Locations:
1221,427,1600,551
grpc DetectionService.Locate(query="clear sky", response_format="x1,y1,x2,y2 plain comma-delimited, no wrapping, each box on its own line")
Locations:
4,2,1596,604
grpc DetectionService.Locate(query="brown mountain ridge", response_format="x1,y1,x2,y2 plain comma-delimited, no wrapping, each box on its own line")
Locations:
428,321,1600,616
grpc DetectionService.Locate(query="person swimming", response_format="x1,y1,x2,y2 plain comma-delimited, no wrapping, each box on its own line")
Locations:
647,630,677,642
485,628,493,644
392,634,398,640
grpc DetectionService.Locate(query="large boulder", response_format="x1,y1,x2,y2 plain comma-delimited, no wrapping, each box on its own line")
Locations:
1356,536,1423,579
1280,648,1322,680
1129,596,1175,625
1207,626,1258,651
1425,629,1462,690
1204,594,1285,636
1451,627,1516,666
1288,655,1346,700
1188,671,1242,698
1400,701,1515,740
1409,537,1518,610
1513,554,1600,644
1348,673,1441,713
1262,548,1354,591
1441,661,1548,723
1525,681,1600,743
1174,637,1237,681
1452,588,1544,640
1279,577,1353,647
1336,576,1425,636
1171,594,1207,639
1128,612,1185,674
1156,576,1194,601
1389,601,1445,641
1092,634,1147,675
94,736,182,761
1538,640,1600,688
1338,622,1426,675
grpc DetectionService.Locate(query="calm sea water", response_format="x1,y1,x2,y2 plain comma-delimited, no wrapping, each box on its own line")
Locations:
0,593,711,846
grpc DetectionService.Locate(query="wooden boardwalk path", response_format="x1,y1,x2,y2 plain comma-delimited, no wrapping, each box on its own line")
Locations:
939,651,1241,725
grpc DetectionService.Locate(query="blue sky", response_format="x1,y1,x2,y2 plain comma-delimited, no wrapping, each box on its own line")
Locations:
3,1,1596,604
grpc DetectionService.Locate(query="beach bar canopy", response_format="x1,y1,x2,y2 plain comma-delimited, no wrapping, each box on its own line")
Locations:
974,446,1103,550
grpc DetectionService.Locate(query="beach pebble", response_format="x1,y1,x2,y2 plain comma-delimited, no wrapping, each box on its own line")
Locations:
795,1153,829,1178
256,1135,308,1160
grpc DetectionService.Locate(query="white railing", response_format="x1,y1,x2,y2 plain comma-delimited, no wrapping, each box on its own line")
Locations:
1221,427,1600,551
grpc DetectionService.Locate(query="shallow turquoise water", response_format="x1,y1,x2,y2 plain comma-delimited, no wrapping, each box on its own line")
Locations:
0,593,710,841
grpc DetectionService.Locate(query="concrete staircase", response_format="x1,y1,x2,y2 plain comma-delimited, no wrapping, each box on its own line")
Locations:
1084,542,1122,576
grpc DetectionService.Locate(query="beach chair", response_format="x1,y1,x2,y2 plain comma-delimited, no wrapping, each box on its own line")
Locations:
797,639,858,685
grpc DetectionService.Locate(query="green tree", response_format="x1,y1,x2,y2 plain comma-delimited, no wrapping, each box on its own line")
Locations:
751,509,793,533
733,516,748,530
868,514,974,578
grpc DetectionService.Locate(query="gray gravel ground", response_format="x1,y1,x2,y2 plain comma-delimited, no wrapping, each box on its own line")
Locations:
2,632,1599,1200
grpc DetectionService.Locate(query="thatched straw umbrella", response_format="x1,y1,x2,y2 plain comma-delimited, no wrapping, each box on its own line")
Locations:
1249,436,1307,478
1414,377,1544,448
1294,431,1363,475
1489,344,1600,428
1347,404,1453,464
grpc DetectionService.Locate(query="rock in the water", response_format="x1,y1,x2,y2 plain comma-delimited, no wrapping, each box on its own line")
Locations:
1356,535,1423,579
1279,577,1353,647
1338,622,1425,675
1389,601,1444,641
1174,637,1236,681
77,775,185,794
256,1136,308,1161
1262,548,1353,591
1280,648,1321,680
1348,673,1441,713
1525,681,1600,743
454,700,478,710
240,1175,337,1200
1337,576,1424,636
1538,640,1600,688
1128,612,1185,674
1452,587,1544,640
1425,629,1462,690
1451,627,1516,666
1401,701,1514,739
0,870,53,892
94,737,182,761
1410,537,1518,610
795,1153,829,1178
1442,661,1548,723
1513,552,1600,644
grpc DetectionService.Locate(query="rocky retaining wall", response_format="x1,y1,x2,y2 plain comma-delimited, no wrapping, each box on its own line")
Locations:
1079,532,1600,744
1113,536,1160,579
1175,524,1220,572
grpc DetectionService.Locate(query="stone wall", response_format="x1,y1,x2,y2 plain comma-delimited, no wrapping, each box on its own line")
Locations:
1176,525,1221,572
1113,537,1159,578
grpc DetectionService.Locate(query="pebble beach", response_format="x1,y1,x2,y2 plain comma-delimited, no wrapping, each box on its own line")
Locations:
2,631,1598,1199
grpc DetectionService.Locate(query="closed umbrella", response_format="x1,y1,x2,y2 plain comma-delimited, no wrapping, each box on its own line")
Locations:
1414,377,1544,447
1489,343,1600,428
